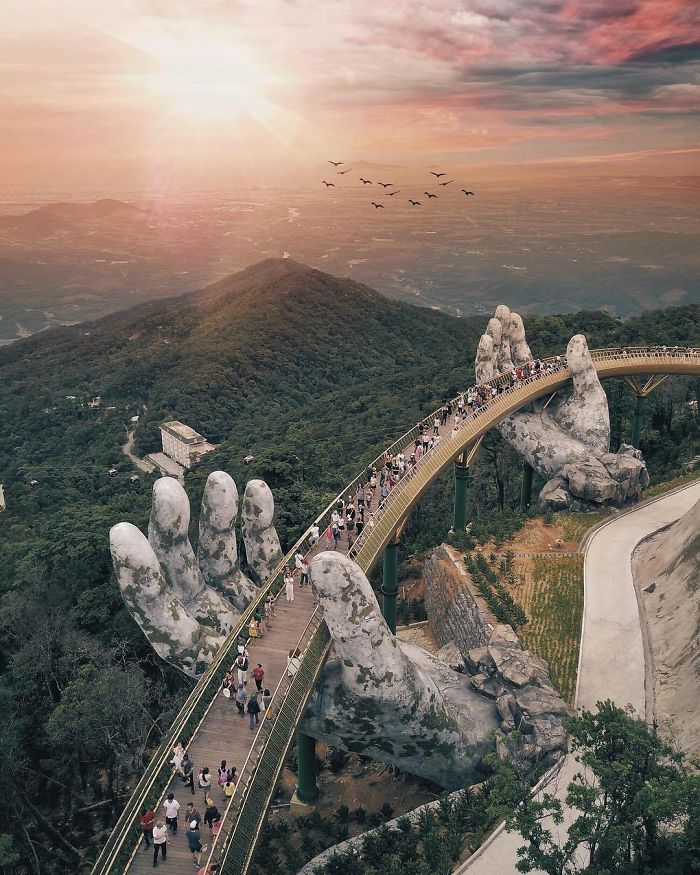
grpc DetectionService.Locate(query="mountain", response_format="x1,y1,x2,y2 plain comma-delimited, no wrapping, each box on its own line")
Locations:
0,198,143,234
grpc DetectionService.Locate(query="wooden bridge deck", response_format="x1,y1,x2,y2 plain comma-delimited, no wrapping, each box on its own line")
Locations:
126,584,317,873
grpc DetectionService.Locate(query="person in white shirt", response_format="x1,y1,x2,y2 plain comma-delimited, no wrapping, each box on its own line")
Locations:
163,793,180,834
152,821,167,866
285,570,294,603
309,524,320,546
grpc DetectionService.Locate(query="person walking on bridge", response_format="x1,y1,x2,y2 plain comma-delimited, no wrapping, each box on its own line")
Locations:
235,683,247,717
163,793,180,834
140,807,155,849
186,820,207,868
235,652,249,686
284,568,295,602
152,820,167,867
252,662,265,692
247,693,261,730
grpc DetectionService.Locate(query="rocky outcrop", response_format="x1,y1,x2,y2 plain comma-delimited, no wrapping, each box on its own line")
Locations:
423,543,571,765
538,446,650,511
469,625,570,761
633,494,700,757
475,306,649,510
423,544,492,653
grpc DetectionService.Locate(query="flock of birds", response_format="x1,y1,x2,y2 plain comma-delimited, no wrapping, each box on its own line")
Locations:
321,161,476,209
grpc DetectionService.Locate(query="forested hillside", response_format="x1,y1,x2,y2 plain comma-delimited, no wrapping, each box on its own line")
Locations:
0,258,698,872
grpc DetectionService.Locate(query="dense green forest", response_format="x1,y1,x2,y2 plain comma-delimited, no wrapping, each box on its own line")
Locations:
0,258,698,872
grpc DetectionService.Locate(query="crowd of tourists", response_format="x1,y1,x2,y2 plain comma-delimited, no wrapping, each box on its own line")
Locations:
139,744,239,869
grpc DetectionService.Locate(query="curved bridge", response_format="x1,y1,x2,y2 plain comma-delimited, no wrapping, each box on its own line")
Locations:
91,347,700,875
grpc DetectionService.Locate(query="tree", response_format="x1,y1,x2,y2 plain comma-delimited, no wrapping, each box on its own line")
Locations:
492,700,700,874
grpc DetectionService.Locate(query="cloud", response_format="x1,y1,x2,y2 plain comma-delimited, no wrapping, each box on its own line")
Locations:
627,39,700,63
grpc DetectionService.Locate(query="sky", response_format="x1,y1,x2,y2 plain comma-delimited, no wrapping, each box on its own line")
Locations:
1,0,699,190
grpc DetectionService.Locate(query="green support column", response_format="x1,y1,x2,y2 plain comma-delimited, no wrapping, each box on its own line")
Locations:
382,540,399,635
296,733,318,804
631,394,645,448
520,463,534,511
453,459,469,531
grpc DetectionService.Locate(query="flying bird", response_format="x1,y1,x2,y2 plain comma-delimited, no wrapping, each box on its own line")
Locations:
378,182,394,188
408,199,422,206
328,160,343,166
337,168,352,174
370,202,385,209
430,171,446,178
359,178,372,184
424,191,438,199
461,189,476,196
385,190,400,196
322,181,335,187
438,179,453,186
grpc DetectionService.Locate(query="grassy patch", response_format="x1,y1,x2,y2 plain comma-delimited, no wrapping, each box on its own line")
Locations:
558,511,607,545
517,555,584,703
646,471,699,498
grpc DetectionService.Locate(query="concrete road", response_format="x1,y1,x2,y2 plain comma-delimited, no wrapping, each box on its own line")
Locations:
457,480,700,875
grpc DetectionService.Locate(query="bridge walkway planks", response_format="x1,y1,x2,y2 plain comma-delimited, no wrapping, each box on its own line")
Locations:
126,584,317,874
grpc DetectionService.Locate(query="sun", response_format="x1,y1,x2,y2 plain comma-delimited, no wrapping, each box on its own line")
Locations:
143,37,276,123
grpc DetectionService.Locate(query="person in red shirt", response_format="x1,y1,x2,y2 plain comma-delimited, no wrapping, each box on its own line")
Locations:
140,808,156,847
252,663,265,692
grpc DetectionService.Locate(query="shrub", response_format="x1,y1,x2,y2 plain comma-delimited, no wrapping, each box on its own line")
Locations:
351,805,367,824
328,748,349,773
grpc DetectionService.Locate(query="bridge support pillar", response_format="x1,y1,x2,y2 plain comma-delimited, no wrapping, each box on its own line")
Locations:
520,463,534,511
382,539,399,635
294,733,319,806
631,394,645,448
453,458,469,531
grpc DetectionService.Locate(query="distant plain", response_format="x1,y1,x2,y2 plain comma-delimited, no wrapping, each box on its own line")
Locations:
0,174,698,342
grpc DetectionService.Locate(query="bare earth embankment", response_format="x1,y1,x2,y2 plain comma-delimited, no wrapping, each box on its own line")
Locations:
633,494,700,757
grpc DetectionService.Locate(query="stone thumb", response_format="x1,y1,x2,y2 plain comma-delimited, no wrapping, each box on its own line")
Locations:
566,334,601,399
309,551,410,692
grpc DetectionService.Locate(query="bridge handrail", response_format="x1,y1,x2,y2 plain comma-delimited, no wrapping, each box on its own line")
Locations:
91,346,700,874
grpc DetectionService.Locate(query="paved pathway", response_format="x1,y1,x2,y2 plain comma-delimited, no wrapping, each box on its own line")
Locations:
458,480,700,875
120,430,156,473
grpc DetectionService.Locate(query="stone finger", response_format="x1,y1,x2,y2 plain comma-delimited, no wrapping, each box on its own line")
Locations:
494,304,514,371
110,522,222,677
241,479,283,584
475,333,496,384
509,312,532,365
557,334,610,453
148,477,238,634
198,471,257,612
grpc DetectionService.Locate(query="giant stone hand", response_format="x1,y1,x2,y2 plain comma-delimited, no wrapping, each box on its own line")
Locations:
475,305,649,509
109,473,282,677
301,552,500,788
